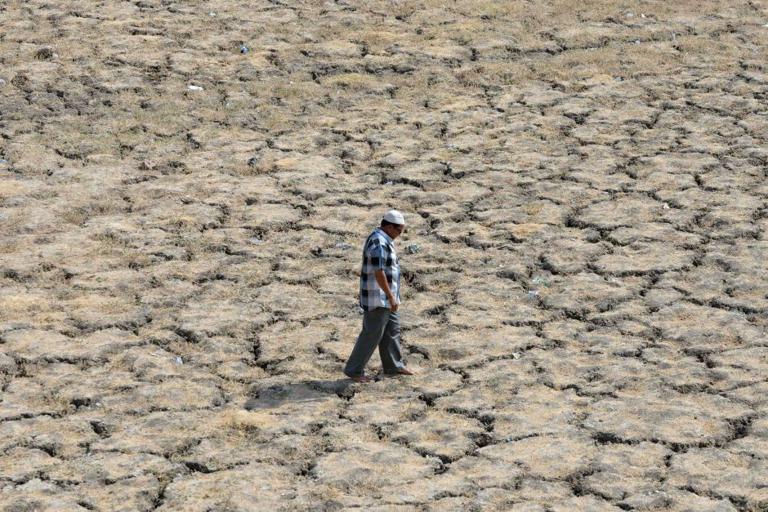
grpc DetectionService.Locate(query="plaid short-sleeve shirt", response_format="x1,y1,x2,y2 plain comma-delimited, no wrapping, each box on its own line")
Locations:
359,228,400,311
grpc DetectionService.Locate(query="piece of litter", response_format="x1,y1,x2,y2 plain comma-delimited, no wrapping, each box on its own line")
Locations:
0,79,6,86
240,45,249,54
335,241,353,250
0,159,7,165
641,13,646,18
175,356,183,364
187,85,204,91
384,181,393,186
209,11,216,16
527,290,540,298
405,244,421,254
249,237,263,245
635,40,641,44
663,203,670,209
531,276,549,287
512,352,521,360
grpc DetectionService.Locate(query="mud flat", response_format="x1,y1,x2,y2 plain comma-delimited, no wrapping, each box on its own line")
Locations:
1,1,767,510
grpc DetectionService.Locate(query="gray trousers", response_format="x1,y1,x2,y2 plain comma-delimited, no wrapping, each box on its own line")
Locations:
344,307,405,377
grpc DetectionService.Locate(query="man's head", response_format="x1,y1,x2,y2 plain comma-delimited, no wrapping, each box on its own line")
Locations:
381,209,405,239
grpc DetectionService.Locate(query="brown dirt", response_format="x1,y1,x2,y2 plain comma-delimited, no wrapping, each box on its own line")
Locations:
1,0,767,510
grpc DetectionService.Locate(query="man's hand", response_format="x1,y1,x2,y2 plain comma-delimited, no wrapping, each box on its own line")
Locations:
374,269,399,312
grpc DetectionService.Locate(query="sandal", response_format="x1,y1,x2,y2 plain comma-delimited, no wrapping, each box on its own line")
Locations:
384,368,415,376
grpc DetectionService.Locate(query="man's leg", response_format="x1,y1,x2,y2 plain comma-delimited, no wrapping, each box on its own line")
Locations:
344,308,390,378
379,311,406,374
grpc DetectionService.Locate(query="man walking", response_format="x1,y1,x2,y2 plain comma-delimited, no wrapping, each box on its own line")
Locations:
343,210,414,383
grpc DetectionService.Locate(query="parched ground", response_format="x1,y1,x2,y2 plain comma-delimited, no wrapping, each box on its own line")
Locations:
1,0,767,510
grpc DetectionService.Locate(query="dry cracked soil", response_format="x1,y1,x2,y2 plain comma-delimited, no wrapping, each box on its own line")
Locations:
1,0,768,511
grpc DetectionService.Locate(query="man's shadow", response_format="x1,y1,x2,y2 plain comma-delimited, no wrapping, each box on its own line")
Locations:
243,378,360,410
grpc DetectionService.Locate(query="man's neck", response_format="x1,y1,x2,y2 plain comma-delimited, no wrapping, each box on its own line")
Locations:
377,227,394,242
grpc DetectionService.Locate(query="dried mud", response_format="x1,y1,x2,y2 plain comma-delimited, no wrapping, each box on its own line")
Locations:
1,1,768,511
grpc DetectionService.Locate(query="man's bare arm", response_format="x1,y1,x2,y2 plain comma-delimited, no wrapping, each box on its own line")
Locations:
374,269,398,312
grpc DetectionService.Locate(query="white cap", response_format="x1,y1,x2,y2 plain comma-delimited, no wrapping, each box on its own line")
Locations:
383,209,405,225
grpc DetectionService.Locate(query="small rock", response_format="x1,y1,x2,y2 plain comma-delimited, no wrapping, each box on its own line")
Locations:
139,160,156,170
0,79,6,87
663,203,671,209
405,244,421,254
35,47,56,60
335,241,353,250
175,356,183,364
11,74,30,90
0,352,17,373
247,156,259,167
527,290,540,298
187,85,204,91
248,238,263,245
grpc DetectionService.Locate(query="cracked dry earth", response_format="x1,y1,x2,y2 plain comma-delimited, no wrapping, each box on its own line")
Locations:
1,1,768,511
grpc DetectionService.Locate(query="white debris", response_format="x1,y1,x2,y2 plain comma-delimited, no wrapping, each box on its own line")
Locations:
249,237,264,245
175,356,183,364
663,203,671,209
187,85,204,91
405,244,421,254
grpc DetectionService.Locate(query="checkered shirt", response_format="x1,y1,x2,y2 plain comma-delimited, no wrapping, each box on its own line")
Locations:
359,228,400,311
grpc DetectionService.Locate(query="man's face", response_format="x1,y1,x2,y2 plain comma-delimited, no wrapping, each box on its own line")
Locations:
385,223,405,240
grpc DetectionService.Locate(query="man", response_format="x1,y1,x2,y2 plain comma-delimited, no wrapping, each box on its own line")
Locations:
343,210,415,383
